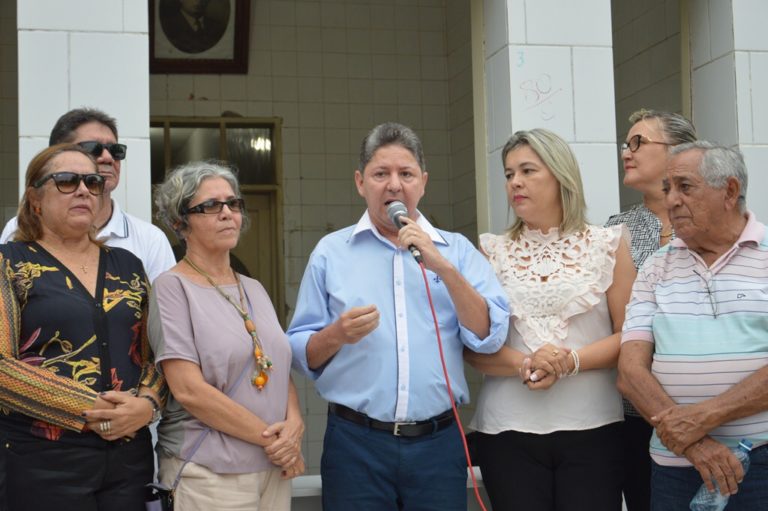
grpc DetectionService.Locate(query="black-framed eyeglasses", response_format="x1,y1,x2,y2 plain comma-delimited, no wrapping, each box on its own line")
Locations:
621,134,672,153
77,141,127,161
33,172,106,196
183,198,245,215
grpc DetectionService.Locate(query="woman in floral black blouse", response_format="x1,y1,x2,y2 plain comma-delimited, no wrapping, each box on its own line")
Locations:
0,144,165,510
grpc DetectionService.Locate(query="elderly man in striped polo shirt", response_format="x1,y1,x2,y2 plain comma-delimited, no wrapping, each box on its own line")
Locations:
617,141,768,510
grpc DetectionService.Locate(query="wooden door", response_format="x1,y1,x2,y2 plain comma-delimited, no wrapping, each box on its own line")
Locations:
231,188,284,324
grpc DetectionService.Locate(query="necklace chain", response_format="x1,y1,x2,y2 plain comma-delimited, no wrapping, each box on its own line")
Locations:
183,256,273,390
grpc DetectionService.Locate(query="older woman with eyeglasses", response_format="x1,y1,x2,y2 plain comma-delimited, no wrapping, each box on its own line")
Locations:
150,161,303,511
0,143,165,511
605,109,696,510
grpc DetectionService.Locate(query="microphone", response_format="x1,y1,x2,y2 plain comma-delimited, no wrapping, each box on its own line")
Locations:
386,201,423,263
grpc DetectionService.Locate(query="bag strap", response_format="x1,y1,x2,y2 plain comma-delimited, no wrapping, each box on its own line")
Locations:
169,340,255,491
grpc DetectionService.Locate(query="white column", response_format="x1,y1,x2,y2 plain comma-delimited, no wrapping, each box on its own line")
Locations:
480,0,619,233
17,0,151,220
689,0,768,220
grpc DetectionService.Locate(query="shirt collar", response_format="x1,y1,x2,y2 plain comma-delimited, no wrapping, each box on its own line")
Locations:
670,210,763,249
350,210,448,246
97,199,129,240
180,10,204,30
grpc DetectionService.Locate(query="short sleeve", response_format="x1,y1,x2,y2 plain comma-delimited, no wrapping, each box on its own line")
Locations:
149,273,201,366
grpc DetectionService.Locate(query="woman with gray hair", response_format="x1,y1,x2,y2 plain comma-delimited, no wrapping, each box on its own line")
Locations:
606,109,696,510
466,128,635,510
149,161,303,510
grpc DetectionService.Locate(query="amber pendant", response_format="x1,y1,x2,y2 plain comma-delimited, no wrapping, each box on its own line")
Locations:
252,370,269,390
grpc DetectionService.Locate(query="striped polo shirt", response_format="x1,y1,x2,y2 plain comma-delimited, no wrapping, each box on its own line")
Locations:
622,212,768,466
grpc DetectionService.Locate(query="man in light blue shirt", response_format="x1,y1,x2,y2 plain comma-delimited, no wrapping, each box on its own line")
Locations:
288,122,509,510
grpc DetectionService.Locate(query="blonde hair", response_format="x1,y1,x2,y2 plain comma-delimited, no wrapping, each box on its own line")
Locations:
501,129,587,240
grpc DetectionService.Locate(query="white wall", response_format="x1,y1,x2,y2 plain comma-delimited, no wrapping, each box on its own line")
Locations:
15,0,152,222
483,0,619,231
150,0,471,474
612,0,682,209
689,0,768,221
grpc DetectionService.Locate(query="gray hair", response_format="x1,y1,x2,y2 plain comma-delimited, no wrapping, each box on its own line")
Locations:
629,109,697,145
359,122,425,172
669,141,748,212
154,160,248,240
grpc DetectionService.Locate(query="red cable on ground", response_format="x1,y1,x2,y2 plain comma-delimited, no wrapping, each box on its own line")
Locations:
418,261,488,511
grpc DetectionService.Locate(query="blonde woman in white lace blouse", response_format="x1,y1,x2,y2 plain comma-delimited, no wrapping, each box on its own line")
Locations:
466,129,636,511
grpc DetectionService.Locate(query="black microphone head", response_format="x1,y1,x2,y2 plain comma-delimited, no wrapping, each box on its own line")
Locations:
386,201,408,229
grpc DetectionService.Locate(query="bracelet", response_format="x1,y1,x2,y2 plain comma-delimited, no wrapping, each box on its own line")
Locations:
140,394,160,410
139,394,161,424
568,350,580,376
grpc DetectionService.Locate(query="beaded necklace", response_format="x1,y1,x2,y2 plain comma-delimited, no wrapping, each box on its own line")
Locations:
183,256,273,390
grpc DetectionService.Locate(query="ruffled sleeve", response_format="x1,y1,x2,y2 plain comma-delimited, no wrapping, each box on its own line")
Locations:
479,232,507,273
503,225,622,351
556,224,621,324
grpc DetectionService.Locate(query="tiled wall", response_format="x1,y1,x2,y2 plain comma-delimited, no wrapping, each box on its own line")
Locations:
689,0,768,221
150,0,472,474
611,0,682,209
483,0,620,231
13,0,152,222
0,0,18,226
446,0,476,241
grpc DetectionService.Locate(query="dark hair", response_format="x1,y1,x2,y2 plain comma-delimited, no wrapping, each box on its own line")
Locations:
48,108,119,145
15,144,99,242
359,122,425,172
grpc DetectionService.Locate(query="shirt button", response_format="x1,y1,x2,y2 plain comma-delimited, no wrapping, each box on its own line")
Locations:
396,280,402,286
400,385,406,391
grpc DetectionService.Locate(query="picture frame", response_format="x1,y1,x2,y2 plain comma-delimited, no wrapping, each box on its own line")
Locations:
149,0,250,74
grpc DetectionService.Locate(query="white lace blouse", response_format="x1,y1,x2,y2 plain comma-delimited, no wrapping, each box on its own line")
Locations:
470,225,624,434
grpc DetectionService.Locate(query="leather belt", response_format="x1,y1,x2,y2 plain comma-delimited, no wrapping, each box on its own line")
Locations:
328,403,454,437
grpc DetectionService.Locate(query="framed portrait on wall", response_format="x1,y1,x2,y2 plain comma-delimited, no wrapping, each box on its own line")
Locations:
150,0,250,74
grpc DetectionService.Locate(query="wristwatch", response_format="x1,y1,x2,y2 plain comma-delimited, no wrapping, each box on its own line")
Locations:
140,394,162,424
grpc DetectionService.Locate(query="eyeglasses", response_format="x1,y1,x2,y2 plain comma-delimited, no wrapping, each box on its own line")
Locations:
33,172,106,196
77,141,127,161
621,134,672,153
694,269,718,319
183,198,245,215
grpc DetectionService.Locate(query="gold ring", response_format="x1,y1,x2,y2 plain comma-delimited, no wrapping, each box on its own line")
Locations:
99,420,111,434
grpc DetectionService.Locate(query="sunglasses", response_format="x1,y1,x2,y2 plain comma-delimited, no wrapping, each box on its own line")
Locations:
33,172,106,196
77,141,127,160
620,134,672,153
183,198,246,215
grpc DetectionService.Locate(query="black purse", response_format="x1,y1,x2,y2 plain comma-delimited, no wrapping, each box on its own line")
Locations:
144,343,255,511
145,482,174,511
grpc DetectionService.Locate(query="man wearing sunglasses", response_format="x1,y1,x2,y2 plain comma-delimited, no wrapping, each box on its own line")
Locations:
1,108,175,282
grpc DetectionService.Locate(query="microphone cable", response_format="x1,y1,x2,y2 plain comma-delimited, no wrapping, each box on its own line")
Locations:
416,260,488,511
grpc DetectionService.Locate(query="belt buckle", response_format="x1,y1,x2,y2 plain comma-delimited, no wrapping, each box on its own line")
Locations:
393,421,417,436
